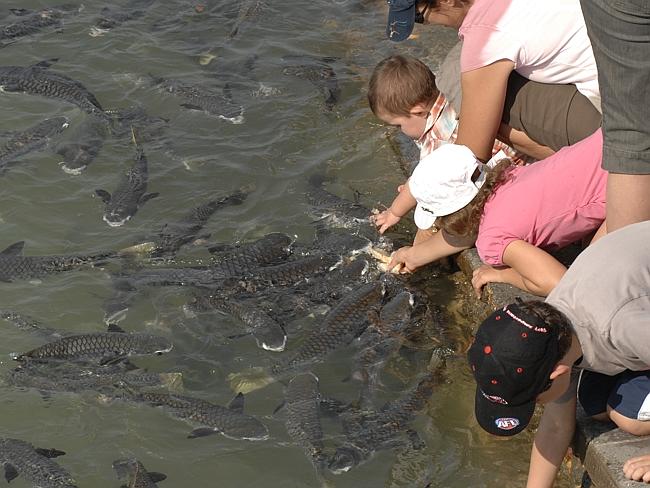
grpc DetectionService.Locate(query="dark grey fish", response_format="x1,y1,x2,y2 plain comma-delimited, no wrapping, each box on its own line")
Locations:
351,291,414,398
207,232,293,268
307,257,369,304
328,371,439,474
238,253,341,289
116,266,219,289
0,310,64,340
0,241,113,282
187,295,286,352
152,76,244,123
90,0,156,36
271,281,384,377
284,373,328,473
306,174,371,223
227,0,264,40
133,392,269,441
112,458,166,488
55,114,107,174
386,129,420,177
15,329,172,364
0,116,69,174
0,5,80,46
95,146,158,227
0,60,106,117
311,227,371,256
7,360,177,395
107,105,169,150
0,437,76,488
147,189,249,257
114,233,292,293
282,57,341,110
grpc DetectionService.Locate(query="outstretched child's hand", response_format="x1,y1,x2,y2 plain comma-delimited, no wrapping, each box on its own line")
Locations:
387,246,416,274
471,264,502,297
372,208,401,234
624,454,650,483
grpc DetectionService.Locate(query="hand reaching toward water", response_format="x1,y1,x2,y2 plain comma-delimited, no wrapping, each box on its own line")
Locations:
624,454,650,483
372,208,401,234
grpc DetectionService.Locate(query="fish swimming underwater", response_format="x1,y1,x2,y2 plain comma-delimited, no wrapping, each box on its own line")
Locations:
187,294,287,352
271,281,385,377
282,56,341,111
0,437,77,488
95,146,158,227
0,59,106,117
283,373,329,474
328,370,440,474
112,458,167,488
131,392,269,441
146,188,250,258
0,116,69,174
55,114,107,174
0,241,113,282
227,0,265,40
90,0,156,37
152,76,244,124
0,5,81,46
306,174,371,224
7,359,180,396
15,325,172,364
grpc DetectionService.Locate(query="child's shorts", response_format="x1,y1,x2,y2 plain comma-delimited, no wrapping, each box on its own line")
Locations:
578,369,650,421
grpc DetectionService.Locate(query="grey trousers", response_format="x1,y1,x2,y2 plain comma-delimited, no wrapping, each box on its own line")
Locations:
581,0,650,174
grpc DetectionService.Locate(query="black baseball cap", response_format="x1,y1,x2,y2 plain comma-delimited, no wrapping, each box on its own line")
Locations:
386,0,416,42
467,303,561,436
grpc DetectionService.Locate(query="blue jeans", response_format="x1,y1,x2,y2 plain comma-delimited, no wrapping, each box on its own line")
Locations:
580,0,650,174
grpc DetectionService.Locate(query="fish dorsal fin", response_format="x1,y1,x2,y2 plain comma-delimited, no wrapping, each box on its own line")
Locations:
95,189,112,204
1,241,25,256
227,392,245,413
34,447,66,458
32,58,58,69
107,323,126,333
9,8,33,16
148,472,167,482
3,463,19,483
272,400,286,415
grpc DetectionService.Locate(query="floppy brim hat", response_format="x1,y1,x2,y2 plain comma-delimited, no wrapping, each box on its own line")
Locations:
468,304,561,437
386,0,416,42
409,144,486,230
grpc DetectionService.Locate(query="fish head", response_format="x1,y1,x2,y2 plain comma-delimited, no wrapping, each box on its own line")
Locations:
130,333,173,356
57,142,97,174
328,446,363,474
183,294,212,315
103,199,139,227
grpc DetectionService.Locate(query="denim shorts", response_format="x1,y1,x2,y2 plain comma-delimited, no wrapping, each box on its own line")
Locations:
578,369,650,420
580,0,650,174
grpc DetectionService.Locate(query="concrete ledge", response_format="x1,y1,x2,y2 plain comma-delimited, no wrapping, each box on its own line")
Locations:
455,248,650,488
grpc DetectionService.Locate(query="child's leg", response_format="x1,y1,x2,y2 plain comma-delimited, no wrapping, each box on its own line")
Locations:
578,369,650,435
413,228,437,245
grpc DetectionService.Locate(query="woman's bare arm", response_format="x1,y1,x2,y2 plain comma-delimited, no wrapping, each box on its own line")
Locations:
455,60,515,162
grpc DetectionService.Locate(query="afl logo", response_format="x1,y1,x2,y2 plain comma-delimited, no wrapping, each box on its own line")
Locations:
495,418,520,431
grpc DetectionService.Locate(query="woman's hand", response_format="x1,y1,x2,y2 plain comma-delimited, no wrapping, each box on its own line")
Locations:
471,264,503,297
371,208,401,234
386,246,417,274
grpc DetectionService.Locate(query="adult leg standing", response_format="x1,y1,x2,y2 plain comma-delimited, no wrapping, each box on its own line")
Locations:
581,0,650,232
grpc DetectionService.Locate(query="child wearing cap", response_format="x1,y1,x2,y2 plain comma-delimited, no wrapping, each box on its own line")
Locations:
467,221,650,484
381,129,606,297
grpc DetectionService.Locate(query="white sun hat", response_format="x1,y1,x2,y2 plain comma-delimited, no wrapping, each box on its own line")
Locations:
409,144,500,230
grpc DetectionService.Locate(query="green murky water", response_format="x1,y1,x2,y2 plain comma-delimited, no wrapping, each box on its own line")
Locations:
0,1,574,486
